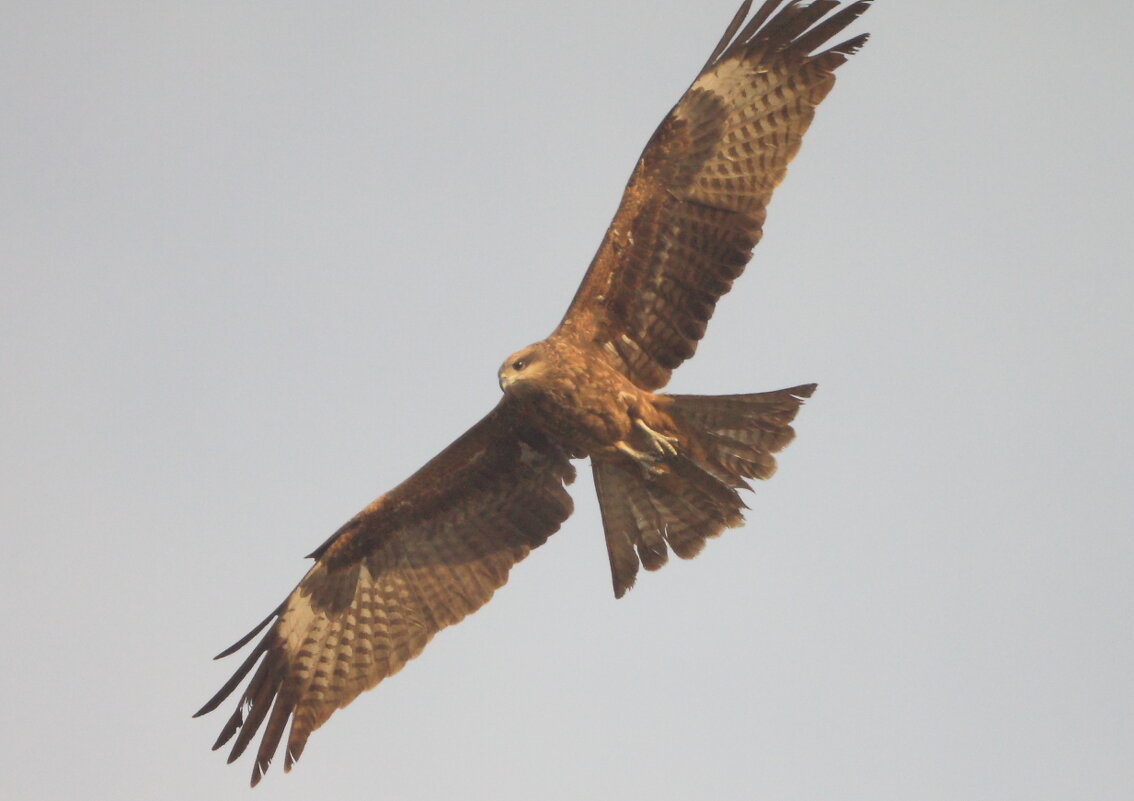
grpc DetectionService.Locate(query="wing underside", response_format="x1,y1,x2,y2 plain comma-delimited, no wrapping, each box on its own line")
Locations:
196,401,575,785
557,0,870,390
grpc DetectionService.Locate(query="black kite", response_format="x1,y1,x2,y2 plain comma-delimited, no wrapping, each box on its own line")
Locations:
197,0,871,785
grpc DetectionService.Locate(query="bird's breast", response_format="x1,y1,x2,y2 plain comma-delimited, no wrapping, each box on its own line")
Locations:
514,371,635,457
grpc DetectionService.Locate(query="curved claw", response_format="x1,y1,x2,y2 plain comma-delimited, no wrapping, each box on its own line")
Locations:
635,419,679,456
615,441,668,475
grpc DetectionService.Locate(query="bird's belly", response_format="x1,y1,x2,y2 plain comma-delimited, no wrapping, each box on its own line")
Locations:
522,386,631,457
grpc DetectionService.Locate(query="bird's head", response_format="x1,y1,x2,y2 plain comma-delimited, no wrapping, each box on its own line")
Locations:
498,342,547,393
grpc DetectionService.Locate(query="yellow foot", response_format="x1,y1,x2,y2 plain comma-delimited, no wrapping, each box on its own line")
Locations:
635,419,679,456
615,441,668,475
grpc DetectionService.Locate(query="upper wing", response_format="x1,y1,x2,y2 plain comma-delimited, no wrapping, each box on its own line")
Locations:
195,399,576,786
555,0,870,390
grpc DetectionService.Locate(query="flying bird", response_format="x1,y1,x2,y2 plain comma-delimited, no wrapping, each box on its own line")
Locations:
197,0,871,785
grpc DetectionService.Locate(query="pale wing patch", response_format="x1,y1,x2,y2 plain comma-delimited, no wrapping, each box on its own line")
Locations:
278,566,322,654
688,55,748,97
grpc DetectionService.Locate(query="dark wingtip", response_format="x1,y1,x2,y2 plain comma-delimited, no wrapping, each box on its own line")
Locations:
793,0,872,54
704,0,755,69
213,606,279,659
212,705,245,751
705,0,872,72
195,629,275,718
284,736,308,772
830,31,870,58
250,758,268,788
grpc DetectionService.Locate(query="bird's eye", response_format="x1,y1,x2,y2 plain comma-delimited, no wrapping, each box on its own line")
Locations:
511,359,526,371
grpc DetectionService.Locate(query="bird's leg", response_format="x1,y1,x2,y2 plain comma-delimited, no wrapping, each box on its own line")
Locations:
612,420,679,476
615,441,667,475
634,419,679,456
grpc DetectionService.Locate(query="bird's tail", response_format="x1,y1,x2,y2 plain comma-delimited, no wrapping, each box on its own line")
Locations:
593,384,815,598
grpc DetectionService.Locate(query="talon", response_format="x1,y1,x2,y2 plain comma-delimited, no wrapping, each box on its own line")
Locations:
635,420,679,456
615,441,668,475
615,440,651,461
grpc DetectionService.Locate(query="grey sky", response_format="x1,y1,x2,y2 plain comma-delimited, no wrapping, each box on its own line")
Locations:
2,1,1131,799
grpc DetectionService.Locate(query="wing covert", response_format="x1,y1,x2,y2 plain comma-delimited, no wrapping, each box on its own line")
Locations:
556,0,870,390
195,399,575,785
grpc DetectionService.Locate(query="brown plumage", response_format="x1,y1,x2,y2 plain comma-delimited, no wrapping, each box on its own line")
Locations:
197,0,870,785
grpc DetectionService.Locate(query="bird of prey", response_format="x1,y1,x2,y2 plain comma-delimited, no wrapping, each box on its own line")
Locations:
197,0,871,785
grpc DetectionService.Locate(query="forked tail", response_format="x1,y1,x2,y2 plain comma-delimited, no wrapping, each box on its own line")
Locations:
593,384,815,597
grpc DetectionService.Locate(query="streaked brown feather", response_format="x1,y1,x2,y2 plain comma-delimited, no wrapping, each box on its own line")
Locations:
196,400,575,785
593,385,815,598
557,0,870,390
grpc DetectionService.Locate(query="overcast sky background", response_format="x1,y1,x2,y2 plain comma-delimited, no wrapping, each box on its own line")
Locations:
3,1,1132,799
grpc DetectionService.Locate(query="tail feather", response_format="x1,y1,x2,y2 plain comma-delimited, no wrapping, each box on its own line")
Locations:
594,383,815,598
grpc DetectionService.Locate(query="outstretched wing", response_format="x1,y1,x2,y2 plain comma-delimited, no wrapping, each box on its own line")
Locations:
556,0,870,390
195,400,575,786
